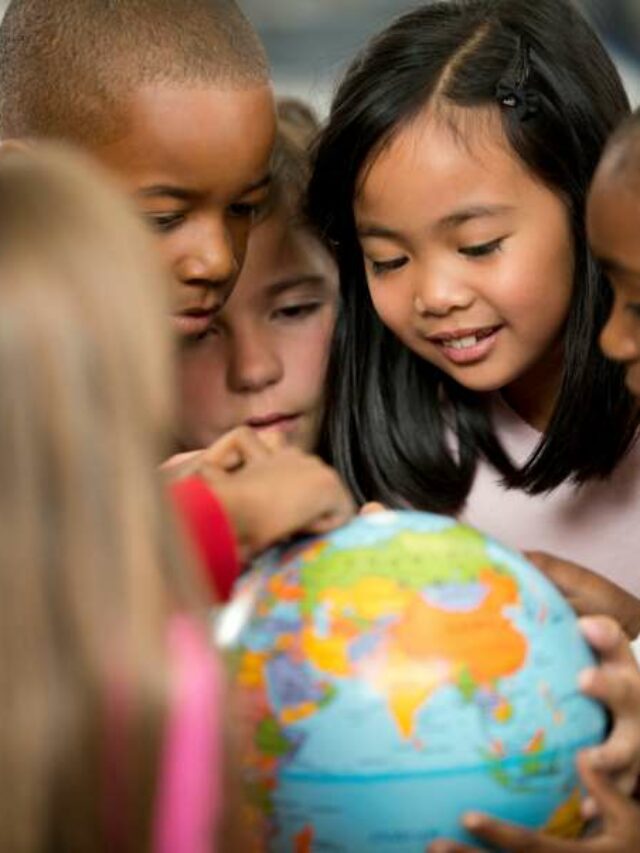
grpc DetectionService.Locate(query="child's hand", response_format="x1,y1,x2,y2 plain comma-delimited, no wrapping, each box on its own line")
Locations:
162,425,285,480
211,446,355,561
164,428,355,561
576,616,640,802
526,551,640,640
428,752,640,852
428,615,640,853
360,502,387,515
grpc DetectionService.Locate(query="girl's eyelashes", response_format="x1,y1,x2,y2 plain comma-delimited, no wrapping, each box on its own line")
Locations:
146,212,185,233
459,237,506,259
367,256,409,276
272,301,324,321
179,303,326,345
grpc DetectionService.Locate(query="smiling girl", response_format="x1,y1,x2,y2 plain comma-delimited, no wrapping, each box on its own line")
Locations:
308,0,640,596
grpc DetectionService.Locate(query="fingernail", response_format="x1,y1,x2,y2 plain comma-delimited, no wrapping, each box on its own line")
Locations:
578,668,597,691
462,812,485,830
579,616,616,646
581,795,600,820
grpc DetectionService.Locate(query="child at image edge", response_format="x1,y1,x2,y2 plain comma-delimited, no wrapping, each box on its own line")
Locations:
0,0,355,606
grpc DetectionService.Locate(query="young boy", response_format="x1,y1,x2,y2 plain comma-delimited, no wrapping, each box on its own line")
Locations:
429,107,640,853
0,0,354,598
177,97,339,455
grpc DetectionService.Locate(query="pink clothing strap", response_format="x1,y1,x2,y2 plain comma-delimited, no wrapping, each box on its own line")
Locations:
154,616,223,853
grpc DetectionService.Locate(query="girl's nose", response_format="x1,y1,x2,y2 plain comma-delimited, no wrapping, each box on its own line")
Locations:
228,330,284,394
413,271,475,317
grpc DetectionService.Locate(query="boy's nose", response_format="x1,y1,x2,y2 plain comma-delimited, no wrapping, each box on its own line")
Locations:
176,220,240,292
228,331,284,393
600,300,640,364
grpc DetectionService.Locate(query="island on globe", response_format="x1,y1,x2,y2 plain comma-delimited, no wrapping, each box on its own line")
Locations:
218,510,607,852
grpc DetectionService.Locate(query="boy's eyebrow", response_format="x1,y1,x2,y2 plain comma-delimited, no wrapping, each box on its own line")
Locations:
599,256,640,280
136,174,271,201
357,204,514,240
137,185,195,201
241,174,272,196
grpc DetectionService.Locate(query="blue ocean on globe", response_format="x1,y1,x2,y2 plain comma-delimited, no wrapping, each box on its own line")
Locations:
220,510,607,852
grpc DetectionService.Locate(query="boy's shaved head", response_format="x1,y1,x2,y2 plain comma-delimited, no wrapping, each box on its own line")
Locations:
0,0,269,143
598,108,640,189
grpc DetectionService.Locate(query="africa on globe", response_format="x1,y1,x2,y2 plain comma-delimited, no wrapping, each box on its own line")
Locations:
219,510,606,852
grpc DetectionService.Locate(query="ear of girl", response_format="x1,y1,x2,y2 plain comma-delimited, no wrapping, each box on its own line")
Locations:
309,0,640,598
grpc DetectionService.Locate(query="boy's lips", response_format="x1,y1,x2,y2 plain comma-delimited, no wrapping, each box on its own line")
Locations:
425,324,504,365
171,307,217,337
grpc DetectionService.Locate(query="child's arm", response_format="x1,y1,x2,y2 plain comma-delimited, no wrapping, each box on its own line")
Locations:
429,753,640,852
428,616,640,853
527,551,640,640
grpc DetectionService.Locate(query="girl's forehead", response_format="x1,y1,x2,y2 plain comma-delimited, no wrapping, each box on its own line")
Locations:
364,104,512,179
356,105,526,212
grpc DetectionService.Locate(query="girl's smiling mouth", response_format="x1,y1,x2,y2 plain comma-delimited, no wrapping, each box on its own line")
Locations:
426,325,504,365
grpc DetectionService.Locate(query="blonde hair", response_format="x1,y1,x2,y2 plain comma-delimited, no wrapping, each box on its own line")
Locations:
0,144,201,851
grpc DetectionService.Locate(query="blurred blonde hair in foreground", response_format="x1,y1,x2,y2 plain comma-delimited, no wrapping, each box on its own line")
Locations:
0,143,202,851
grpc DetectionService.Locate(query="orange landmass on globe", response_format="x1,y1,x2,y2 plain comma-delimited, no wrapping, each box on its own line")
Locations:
309,566,527,739
365,647,453,739
294,825,315,852
543,787,584,839
238,650,269,689
267,572,304,602
301,623,357,677
392,567,526,681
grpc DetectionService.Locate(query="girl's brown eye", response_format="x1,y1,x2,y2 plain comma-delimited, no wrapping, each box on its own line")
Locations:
459,237,505,258
369,257,408,276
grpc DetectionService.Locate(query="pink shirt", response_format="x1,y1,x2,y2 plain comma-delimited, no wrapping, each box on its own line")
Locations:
461,397,640,597
154,617,223,853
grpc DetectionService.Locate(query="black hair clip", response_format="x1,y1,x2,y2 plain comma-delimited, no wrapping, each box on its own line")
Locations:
495,81,540,121
496,36,540,122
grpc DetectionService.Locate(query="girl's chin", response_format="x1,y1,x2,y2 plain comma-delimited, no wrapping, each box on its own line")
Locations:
432,362,518,394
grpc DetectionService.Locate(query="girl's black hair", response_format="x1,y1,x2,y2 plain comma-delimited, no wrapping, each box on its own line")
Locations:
308,0,639,512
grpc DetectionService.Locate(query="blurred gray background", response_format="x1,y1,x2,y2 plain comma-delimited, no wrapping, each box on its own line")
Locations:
239,0,640,113
0,0,638,112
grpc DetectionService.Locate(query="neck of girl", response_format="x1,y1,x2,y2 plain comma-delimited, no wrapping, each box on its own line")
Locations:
500,339,565,433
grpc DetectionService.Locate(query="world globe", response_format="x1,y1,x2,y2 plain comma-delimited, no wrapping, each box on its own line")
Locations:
219,510,606,852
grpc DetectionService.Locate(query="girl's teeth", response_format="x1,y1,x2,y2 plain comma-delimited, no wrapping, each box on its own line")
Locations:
447,335,478,350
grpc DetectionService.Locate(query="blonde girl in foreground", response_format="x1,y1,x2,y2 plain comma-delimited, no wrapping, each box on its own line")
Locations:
0,145,235,852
